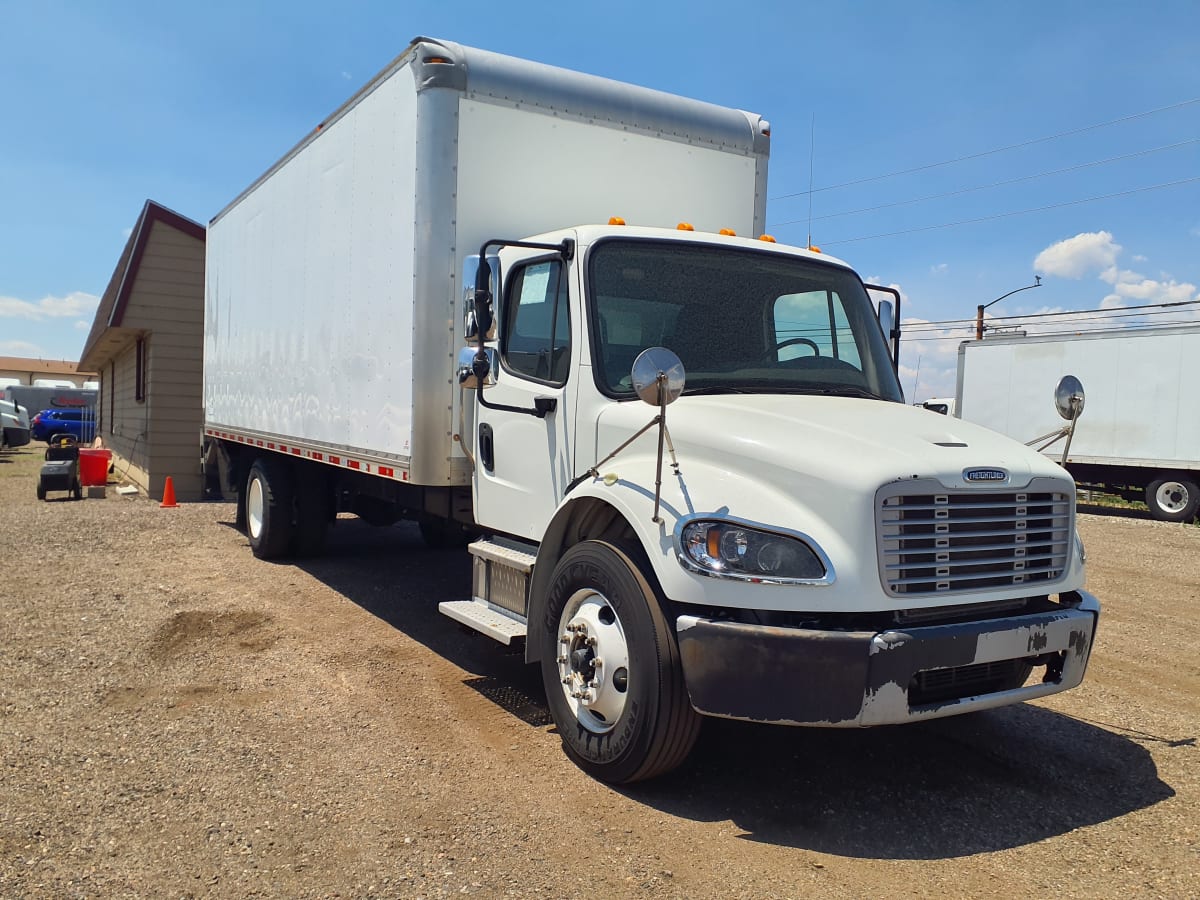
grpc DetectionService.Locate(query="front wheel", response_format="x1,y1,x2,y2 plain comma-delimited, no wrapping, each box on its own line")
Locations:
539,541,700,784
1146,476,1199,523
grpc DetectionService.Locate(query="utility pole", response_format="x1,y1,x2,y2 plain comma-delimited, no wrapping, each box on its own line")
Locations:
976,276,1042,340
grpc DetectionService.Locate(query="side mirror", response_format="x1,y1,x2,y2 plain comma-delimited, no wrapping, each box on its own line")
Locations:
877,300,896,349
462,254,499,341
1055,375,1085,421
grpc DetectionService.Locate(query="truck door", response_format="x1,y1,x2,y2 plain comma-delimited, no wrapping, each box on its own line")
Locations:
472,252,577,540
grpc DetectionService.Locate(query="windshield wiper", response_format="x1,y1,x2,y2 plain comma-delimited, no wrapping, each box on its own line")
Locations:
810,385,888,400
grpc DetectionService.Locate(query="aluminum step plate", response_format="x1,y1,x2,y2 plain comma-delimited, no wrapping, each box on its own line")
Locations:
439,600,527,645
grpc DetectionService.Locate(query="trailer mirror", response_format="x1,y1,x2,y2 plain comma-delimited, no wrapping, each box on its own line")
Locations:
462,255,499,341
1054,375,1085,421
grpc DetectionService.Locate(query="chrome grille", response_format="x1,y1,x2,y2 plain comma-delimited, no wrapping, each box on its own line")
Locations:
877,478,1072,597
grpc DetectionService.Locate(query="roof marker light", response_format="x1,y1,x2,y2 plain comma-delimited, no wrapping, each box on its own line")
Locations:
808,245,822,253
758,234,777,243
677,222,695,231
608,216,626,226
719,228,736,236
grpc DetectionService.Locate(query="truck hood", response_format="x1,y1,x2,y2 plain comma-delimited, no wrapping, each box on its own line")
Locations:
595,394,1063,495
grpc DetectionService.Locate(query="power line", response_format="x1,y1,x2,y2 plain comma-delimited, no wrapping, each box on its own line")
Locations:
771,97,1200,200
903,309,1200,335
815,175,1200,247
770,139,1200,228
902,297,1200,333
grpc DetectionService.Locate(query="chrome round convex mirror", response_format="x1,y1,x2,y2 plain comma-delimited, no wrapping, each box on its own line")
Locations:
631,347,686,406
1055,374,1085,420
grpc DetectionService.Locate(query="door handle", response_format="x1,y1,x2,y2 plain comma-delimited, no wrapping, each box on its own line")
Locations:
478,423,495,472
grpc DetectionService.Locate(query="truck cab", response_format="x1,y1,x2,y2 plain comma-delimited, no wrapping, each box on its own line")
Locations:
449,224,1098,783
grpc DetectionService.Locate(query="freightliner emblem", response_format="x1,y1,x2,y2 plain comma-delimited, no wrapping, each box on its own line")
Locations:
964,467,1009,483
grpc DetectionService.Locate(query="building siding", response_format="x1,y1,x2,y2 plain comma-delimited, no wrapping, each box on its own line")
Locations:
93,214,206,502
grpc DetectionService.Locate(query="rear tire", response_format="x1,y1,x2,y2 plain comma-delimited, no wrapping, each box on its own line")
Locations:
36,482,46,501
246,458,294,559
1145,476,1199,523
539,541,700,784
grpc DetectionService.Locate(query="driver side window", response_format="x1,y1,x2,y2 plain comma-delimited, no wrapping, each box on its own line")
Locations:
773,291,863,369
503,259,571,384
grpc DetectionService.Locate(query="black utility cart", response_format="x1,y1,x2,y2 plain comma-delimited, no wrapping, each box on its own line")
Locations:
38,434,82,501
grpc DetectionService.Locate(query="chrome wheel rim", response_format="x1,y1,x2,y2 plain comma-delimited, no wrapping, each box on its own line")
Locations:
555,589,631,734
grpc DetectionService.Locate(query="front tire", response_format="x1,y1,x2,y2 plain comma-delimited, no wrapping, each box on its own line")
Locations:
1146,476,1199,523
246,458,294,559
539,541,700,784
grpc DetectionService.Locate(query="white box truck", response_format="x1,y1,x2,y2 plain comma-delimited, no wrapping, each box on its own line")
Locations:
956,325,1200,523
203,37,1100,783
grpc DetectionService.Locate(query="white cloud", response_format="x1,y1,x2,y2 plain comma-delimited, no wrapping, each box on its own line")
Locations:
1034,231,1121,279
74,320,91,331
930,263,949,275
0,291,100,321
0,339,45,356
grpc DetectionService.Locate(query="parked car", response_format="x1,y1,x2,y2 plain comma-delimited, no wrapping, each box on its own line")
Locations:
30,408,97,444
1,399,31,448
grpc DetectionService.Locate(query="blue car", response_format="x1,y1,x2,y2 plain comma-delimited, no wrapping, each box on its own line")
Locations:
30,408,97,444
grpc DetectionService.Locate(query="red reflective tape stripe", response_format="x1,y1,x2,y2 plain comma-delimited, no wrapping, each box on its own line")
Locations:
313,452,323,461
379,466,394,478
348,460,361,470
292,448,300,455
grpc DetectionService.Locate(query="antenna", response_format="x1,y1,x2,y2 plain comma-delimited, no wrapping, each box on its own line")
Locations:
807,114,815,249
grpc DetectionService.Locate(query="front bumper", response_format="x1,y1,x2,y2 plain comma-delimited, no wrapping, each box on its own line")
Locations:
676,591,1100,726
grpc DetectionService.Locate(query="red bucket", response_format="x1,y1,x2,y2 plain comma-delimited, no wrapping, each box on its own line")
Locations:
79,449,113,487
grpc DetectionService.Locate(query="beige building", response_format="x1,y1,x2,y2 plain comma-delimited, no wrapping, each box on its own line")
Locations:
80,200,206,501
0,357,96,387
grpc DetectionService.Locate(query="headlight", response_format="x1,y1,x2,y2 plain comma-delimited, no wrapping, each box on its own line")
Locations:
679,521,829,583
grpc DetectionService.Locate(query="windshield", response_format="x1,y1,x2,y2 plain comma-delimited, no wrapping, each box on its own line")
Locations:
587,239,904,402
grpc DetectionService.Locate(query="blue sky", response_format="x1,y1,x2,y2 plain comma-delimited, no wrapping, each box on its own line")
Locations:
2,0,1197,399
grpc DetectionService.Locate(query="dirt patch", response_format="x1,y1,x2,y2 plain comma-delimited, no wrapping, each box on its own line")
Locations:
148,609,279,661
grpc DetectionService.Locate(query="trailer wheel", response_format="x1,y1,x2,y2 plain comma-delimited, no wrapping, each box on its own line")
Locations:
72,478,82,501
1146,476,1199,523
246,458,294,559
539,541,700,784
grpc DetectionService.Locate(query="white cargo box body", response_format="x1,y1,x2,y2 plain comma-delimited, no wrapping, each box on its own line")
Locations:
956,325,1200,469
204,37,770,485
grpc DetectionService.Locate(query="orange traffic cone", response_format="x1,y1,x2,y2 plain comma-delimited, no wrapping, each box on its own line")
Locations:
160,476,178,508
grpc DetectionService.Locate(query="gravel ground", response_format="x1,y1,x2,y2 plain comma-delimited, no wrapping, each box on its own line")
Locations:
2,443,1198,898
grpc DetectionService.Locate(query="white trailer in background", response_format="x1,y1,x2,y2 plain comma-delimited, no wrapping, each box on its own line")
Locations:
204,37,1100,783
956,324,1200,522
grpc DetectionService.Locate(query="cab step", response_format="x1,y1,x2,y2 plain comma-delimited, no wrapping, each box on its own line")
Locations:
439,600,527,645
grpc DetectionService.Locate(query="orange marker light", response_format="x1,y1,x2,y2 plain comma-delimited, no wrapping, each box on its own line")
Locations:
808,245,822,253
608,216,626,226
758,234,777,243
719,228,737,236
677,222,695,231
707,529,722,559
